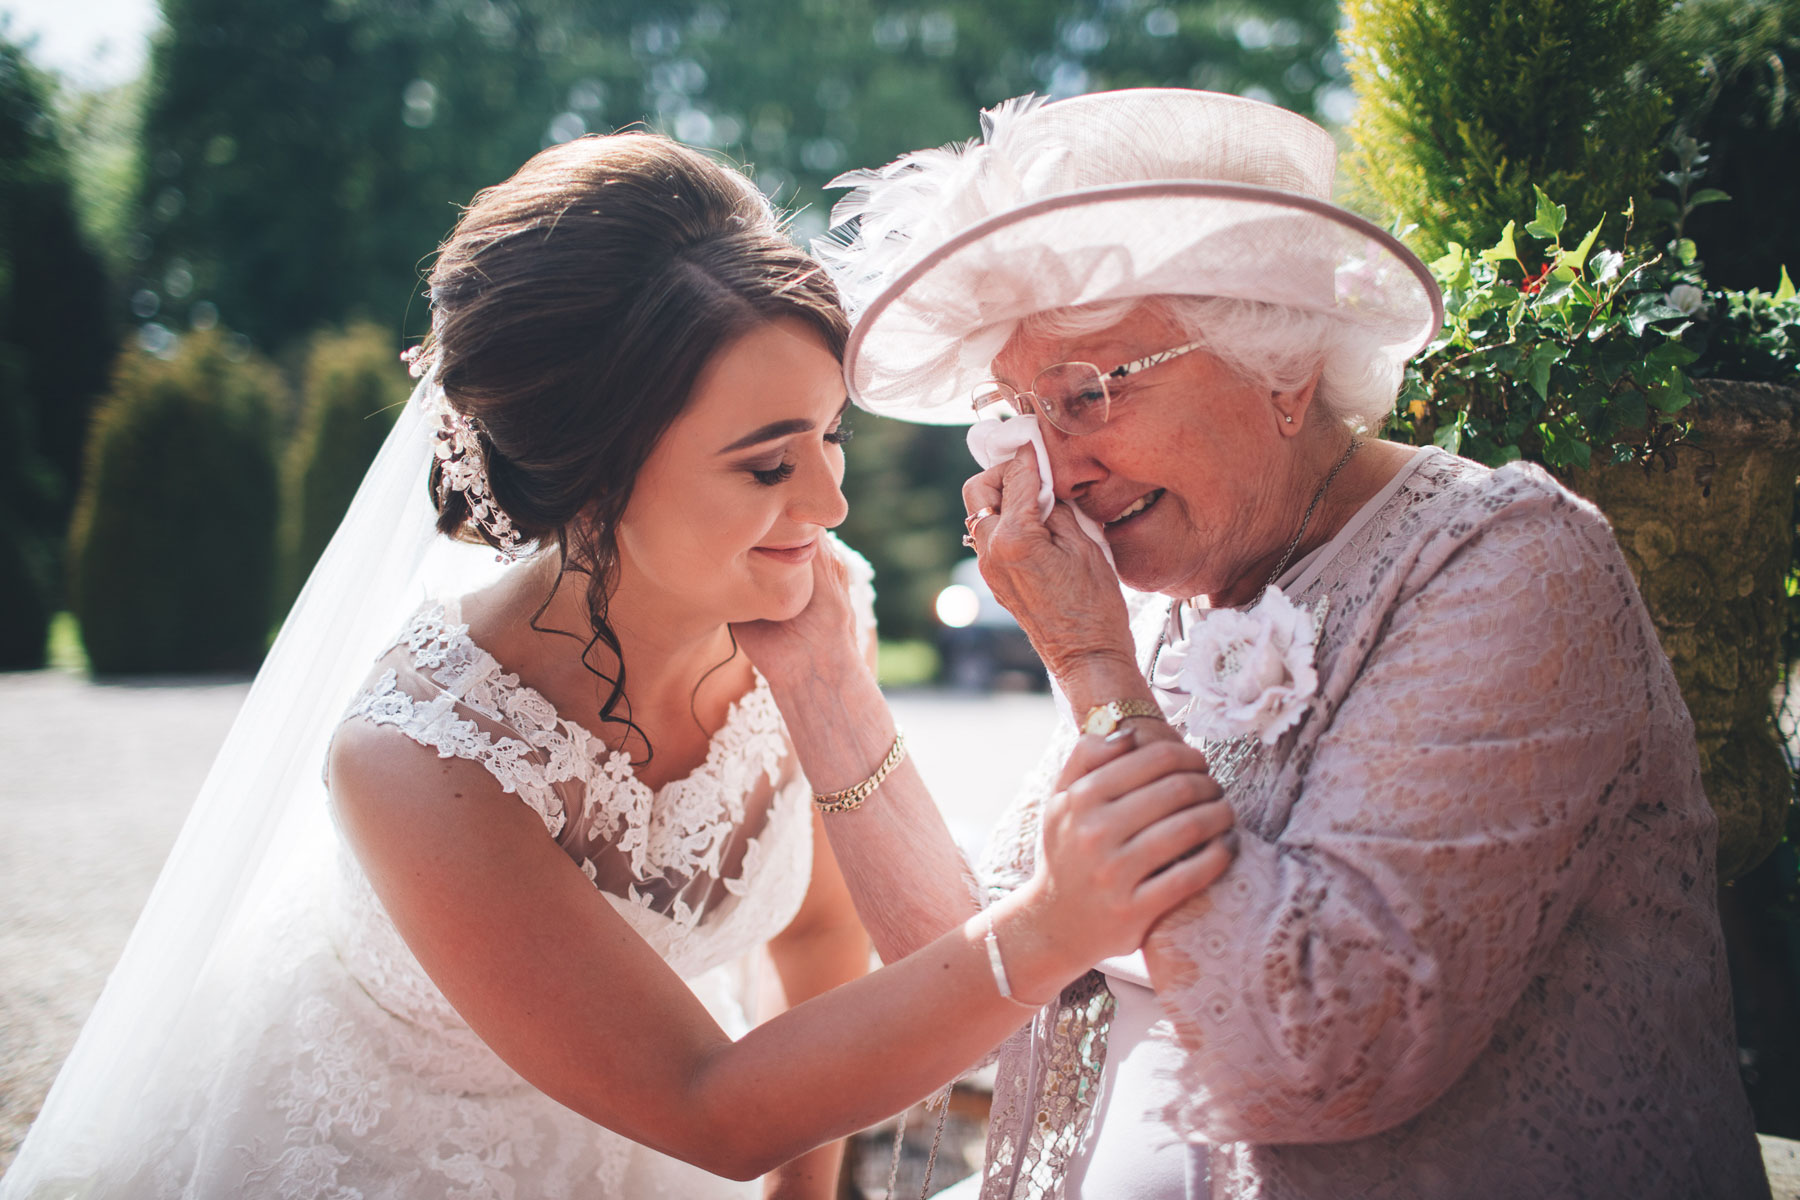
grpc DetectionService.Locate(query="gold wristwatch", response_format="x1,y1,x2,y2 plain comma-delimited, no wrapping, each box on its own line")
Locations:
1080,698,1163,736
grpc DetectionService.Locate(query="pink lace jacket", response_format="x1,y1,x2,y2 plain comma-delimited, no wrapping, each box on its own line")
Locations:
979,449,1768,1199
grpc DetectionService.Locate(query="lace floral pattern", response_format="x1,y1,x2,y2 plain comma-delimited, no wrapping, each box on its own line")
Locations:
978,452,1766,1199
114,540,881,1199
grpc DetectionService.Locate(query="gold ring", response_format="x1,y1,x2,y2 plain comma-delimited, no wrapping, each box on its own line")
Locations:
963,506,999,533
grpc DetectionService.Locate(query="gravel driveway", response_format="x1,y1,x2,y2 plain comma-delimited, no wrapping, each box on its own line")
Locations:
0,670,1055,1172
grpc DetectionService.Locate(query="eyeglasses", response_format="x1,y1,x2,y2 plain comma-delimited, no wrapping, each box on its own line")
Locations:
970,341,1205,435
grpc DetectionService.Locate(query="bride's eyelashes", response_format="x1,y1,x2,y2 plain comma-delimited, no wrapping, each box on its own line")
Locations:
745,423,853,486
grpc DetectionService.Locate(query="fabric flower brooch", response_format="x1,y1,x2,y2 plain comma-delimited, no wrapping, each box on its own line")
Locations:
1156,588,1325,745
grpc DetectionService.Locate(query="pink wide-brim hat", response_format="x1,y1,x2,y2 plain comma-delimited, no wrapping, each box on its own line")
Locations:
816,88,1444,424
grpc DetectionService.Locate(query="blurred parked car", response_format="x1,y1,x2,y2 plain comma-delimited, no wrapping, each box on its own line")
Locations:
934,557,1049,692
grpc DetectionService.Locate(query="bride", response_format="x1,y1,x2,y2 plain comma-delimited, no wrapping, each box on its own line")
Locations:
1,132,1234,1199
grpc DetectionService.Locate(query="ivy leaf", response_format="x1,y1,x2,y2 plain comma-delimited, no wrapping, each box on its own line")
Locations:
1686,188,1731,210
1626,293,1686,336
1555,220,1603,275
1589,249,1624,285
1434,411,1466,453
1778,265,1797,304
1523,342,1567,401
1525,187,1567,240
1429,242,1468,279
1479,220,1521,267
1609,389,1648,431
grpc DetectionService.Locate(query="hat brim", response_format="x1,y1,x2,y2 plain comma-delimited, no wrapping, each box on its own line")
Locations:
842,180,1444,424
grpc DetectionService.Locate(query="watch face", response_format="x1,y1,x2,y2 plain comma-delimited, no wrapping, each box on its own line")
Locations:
1082,706,1119,736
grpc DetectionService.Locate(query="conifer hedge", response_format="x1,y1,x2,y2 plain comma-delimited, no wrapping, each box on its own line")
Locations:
68,331,284,674
1342,0,1675,256
1664,0,1800,291
275,322,406,612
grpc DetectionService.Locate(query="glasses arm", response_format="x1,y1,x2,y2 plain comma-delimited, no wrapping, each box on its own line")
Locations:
1105,340,1207,381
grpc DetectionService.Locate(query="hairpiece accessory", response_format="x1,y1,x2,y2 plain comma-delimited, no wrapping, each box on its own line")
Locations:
814,731,907,813
399,344,431,379
818,88,1443,422
423,385,528,562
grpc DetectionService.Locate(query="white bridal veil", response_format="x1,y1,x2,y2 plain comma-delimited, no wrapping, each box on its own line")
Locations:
2,374,509,1197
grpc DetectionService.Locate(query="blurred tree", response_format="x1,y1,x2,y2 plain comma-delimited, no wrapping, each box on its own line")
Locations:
130,0,1343,640
1662,0,1800,292
0,36,117,666
1342,0,1675,256
276,321,407,612
69,329,283,674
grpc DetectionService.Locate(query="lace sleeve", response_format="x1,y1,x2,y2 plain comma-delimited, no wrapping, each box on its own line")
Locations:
1146,485,1679,1144
339,657,578,846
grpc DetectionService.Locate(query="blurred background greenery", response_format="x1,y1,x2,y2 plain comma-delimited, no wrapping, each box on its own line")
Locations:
0,0,1352,674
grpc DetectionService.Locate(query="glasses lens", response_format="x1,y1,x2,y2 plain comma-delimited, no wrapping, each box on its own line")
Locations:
1034,363,1109,434
972,382,1025,421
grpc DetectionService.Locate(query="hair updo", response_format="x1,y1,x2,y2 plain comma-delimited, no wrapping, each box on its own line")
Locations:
420,133,848,740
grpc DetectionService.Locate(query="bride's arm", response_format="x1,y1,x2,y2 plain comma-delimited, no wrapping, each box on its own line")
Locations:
329,718,1227,1181
759,812,871,1199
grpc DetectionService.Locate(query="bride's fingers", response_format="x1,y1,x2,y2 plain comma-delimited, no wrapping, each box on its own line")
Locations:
1100,769,1226,840
1116,797,1235,881
1052,731,1144,794
1130,836,1236,919
1061,740,1212,815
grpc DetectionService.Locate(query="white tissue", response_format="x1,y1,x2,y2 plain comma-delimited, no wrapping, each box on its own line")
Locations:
965,416,1115,568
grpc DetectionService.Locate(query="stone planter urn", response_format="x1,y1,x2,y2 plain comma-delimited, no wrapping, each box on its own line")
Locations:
1562,379,1800,881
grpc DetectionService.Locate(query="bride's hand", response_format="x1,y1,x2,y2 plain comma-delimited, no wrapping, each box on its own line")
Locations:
732,545,868,692
992,729,1235,1000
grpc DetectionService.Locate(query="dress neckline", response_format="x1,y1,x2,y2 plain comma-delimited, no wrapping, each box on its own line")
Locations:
432,597,778,801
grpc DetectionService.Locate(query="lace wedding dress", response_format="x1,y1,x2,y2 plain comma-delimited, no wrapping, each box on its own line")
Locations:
75,552,872,1200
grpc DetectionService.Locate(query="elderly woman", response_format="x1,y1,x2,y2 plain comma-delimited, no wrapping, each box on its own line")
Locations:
775,89,1769,1198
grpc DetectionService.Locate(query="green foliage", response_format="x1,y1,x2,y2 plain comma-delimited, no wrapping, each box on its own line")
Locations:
876,639,940,689
0,35,117,532
68,330,284,674
1391,190,1702,471
276,322,406,612
53,74,144,280
1693,270,1800,384
1342,0,1676,257
0,513,52,670
1660,0,1800,291
131,0,1343,352
837,415,971,640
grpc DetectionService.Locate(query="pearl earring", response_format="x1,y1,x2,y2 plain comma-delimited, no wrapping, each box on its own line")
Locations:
1284,415,1294,424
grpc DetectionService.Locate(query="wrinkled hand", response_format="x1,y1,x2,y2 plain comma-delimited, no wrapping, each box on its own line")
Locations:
1000,730,1234,993
963,449,1135,680
732,547,867,693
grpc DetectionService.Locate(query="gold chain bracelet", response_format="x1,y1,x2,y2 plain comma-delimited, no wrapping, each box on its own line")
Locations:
813,732,907,813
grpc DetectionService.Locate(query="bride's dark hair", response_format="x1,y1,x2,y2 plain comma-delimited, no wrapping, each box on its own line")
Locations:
421,132,848,745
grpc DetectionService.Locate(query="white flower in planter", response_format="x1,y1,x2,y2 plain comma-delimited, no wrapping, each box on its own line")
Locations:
1160,587,1322,745
1666,283,1705,316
